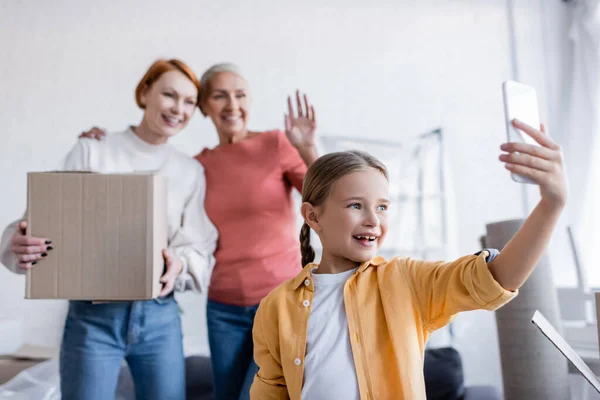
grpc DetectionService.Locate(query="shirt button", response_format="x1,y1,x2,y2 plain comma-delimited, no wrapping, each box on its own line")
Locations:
294,358,302,366
302,300,310,307
304,279,310,287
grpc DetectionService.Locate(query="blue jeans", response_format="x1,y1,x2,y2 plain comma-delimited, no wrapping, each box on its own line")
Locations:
207,300,259,400
59,295,185,400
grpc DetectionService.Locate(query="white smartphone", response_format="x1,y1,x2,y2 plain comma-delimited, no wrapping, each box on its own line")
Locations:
502,80,541,184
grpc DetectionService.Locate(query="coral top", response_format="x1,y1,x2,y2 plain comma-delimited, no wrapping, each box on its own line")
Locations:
196,131,306,306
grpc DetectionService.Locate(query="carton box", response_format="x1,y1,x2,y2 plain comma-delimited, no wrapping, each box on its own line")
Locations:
597,293,600,352
532,309,600,393
25,172,167,300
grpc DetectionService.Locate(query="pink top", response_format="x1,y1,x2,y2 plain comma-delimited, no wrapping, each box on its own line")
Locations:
196,130,307,306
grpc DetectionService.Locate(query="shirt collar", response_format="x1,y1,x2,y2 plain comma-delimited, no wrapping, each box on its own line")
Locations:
292,256,386,290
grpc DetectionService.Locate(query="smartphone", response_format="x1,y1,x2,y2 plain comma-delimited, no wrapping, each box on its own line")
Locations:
502,80,541,184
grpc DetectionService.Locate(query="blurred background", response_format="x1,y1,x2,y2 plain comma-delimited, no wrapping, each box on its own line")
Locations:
1,0,599,398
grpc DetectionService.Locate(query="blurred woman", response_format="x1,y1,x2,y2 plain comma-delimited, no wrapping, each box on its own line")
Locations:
0,59,218,400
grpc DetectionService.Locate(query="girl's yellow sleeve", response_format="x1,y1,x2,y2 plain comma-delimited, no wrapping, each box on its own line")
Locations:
399,252,517,332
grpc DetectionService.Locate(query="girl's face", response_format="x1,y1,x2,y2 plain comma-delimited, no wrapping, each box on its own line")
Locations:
309,169,389,267
140,70,198,139
201,72,251,142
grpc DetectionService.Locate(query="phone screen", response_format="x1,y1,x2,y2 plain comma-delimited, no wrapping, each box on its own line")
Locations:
504,82,540,146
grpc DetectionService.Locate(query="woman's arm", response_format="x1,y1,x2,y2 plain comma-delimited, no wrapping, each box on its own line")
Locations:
168,163,218,294
284,90,319,166
1,139,94,272
0,220,28,274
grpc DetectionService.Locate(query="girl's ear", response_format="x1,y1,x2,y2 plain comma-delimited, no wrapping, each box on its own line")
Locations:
301,202,321,232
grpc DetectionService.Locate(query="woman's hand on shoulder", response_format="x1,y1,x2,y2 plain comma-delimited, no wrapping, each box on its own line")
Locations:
79,126,107,141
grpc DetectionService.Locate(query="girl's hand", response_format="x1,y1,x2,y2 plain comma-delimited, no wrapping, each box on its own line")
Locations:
285,90,317,149
79,127,106,141
11,221,53,269
500,119,568,210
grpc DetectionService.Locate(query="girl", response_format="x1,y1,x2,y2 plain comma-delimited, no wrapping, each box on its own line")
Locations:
80,63,318,400
249,119,567,399
0,59,218,400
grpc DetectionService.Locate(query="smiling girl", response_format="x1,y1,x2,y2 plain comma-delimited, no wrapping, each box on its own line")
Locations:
250,119,568,400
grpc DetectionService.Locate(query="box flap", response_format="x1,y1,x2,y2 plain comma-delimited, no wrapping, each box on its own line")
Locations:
596,293,600,355
531,310,600,393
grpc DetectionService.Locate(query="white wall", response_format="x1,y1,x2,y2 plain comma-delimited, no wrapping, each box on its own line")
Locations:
0,0,566,394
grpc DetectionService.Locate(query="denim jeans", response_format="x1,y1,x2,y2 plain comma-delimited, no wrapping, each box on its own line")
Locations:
206,300,259,400
59,295,185,400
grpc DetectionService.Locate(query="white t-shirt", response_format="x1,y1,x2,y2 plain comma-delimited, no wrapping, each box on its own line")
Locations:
301,267,360,400
0,128,218,293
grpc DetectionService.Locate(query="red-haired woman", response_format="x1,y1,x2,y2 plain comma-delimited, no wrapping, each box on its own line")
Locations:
0,59,217,400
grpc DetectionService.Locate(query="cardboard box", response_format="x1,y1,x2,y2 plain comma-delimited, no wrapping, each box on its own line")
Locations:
532,310,600,393
0,344,58,385
26,172,168,300
597,292,600,352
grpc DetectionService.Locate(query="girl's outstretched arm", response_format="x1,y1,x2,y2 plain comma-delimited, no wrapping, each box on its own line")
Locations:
488,120,568,291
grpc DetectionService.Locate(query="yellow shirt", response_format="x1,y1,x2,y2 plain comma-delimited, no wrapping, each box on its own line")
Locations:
250,252,517,400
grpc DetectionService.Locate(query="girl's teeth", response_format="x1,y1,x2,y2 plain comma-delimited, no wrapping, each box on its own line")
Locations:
355,235,376,241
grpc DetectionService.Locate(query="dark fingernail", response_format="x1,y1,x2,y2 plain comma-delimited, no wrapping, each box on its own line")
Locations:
42,253,48,257
47,246,54,251
45,240,52,245
32,261,37,265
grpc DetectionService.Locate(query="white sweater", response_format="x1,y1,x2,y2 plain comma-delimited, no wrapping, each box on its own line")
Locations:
0,127,218,294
